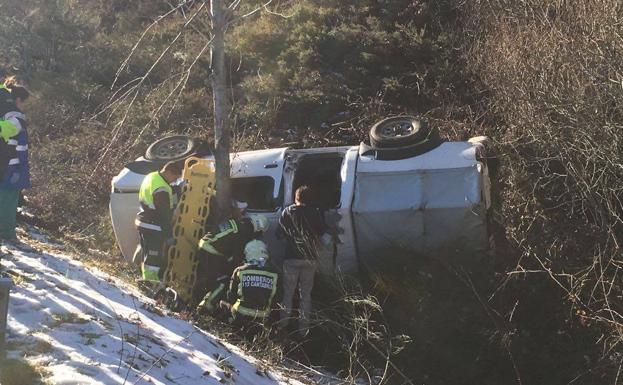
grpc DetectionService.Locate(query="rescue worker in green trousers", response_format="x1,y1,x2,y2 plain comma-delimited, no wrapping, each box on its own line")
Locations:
195,213,269,312
223,239,279,339
135,161,183,282
0,77,31,241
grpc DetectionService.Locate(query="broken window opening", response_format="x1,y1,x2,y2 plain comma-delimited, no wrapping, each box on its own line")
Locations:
292,154,343,210
231,176,278,211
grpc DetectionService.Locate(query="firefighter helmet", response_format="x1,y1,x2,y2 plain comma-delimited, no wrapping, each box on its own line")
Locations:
244,239,269,263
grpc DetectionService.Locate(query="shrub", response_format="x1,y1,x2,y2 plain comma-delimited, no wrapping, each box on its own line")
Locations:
462,0,623,381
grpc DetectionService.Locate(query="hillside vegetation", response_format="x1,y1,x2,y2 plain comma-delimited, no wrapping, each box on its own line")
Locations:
0,0,621,383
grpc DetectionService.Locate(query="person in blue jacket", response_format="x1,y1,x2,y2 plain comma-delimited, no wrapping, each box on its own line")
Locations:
0,77,30,241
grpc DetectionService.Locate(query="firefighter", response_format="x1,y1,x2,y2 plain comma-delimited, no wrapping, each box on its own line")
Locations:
195,214,269,311
135,161,183,282
223,239,279,338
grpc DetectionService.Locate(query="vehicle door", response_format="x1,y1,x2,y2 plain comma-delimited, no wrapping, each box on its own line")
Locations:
229,148,287,263
280,147,359,274
331,147,359,273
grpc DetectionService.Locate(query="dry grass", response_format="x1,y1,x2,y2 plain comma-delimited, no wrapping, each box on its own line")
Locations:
462,0,623,380
49,312,90,328
0,359,47,385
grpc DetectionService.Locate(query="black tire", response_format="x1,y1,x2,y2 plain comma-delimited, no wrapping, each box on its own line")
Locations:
370,116,430,148
359,129,444,161
145,135,197,161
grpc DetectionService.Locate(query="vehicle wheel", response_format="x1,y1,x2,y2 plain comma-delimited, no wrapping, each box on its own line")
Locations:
145,135,197,161
369,116,430,148
374,133,443,160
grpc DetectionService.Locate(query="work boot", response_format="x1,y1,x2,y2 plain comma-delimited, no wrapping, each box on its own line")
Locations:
195,293,213,316
155,287,185,312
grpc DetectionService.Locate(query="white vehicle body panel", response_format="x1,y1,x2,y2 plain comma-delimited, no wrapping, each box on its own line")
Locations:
230,148,287,198
112,166,144,193
334,147,359,272
109,191,142,261
353,142,488,267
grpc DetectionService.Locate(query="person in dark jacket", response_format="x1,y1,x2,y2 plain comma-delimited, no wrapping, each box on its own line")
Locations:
278,185,329,337
0,77,30,241
135,161,183,282
223,239,279,339
195,214,269,310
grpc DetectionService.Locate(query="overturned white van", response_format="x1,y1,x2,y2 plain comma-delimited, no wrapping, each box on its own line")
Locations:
110,117,492,272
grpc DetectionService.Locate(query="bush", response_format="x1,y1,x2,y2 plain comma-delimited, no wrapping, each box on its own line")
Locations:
0,359,43,385
462,0,623,382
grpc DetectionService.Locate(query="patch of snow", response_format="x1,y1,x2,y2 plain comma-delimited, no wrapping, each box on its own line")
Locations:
1,241,303,385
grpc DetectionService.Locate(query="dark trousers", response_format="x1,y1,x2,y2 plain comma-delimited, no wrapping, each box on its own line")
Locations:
195,250,232,305
138,227,165,280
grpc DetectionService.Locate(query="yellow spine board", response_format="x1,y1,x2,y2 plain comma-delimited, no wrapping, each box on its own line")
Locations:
163,157,215,303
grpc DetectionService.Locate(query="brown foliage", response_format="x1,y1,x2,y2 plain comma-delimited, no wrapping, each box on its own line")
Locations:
463,0,623,380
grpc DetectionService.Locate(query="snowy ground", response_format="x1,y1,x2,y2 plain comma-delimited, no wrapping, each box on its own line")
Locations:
0,235,304,385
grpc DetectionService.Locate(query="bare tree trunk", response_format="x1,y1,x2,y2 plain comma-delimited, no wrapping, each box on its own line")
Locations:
210,0,231,222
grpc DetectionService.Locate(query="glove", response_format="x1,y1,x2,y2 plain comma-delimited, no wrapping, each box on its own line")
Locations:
9,172,19,184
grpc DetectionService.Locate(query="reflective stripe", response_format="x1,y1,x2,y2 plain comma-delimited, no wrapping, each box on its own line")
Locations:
205,283,225,311
16,145,27,151
4,111,25,121
135,218,162,231
8,158,19,165
232,301,269,318
198,238,224,256
204,219,238,244
152,187,168,194
7,139,17,145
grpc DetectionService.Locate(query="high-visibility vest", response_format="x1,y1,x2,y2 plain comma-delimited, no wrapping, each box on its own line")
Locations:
231,267,278,319
135,172,174,231
0,84,18,141
139,172,173,208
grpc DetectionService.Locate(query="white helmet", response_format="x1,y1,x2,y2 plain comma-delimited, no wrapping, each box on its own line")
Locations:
248,214,269,233
244,239,269,263
233,199,248,211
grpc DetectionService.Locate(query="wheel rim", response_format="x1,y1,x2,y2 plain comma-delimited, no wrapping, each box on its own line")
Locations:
379,120,415,138
153,138,190,158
